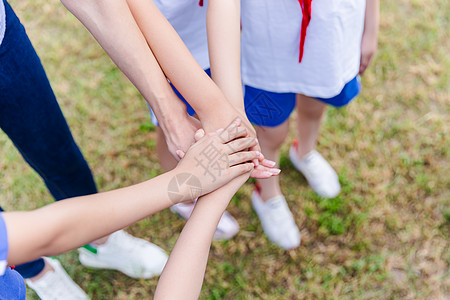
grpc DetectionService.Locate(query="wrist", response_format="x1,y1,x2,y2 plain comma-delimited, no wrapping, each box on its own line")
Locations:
166,169,203,205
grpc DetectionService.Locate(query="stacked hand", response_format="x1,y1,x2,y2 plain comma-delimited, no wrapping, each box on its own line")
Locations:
172,118,279,203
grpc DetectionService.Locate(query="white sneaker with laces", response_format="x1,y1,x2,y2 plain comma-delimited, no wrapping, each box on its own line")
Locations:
26,257,89,300
78,230,168,279
252,191,301,250
289,143,340,198
171,201,239,240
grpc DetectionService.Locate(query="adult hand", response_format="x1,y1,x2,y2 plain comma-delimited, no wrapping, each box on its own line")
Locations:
159,113,202,160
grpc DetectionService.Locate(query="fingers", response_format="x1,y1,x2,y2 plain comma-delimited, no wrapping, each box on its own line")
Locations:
176,150,185,160
359,52,373,75
260,158,276,168
229,162,254,178
225,137,257,154
250,165,281,179
228,151,261,166
216,119,248,144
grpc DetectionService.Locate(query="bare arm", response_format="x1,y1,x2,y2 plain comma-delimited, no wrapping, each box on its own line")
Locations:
4,121,258,266
359,0,380,74
154,164,249,300
125,0,233,121
60,0,199,155
206,0,243,111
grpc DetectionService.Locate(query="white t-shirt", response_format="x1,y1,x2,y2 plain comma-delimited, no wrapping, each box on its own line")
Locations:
241,0,366,98
153,0,210,70
0,0,6,48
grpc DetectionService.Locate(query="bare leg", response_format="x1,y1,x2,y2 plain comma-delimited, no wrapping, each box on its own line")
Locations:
295,94,327,159
255,120,290,202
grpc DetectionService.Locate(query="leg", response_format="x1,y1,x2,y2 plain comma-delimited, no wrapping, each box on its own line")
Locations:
1,2,167,292
295,94,327,159
290,94,340,198
251,122,301,250
0,1,96,282
255,122,290,202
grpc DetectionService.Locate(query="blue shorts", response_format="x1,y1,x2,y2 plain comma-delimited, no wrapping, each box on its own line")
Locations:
244,76,361,127
149,69,208,125
150,72,360,128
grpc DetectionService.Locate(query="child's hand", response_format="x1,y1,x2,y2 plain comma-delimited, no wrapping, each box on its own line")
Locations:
168,119,263,203
359,29,378,75
359,0,379,75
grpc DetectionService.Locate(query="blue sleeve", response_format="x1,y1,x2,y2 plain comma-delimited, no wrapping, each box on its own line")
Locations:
0,213,8,276
0,213,26,300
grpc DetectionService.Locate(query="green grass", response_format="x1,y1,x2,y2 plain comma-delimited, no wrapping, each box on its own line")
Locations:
1,0,449,298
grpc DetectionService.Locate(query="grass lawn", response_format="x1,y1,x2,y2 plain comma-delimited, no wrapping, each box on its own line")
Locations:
1,0,448,299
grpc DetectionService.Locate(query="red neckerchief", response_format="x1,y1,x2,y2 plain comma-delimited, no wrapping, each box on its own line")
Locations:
298,0,312,62
199,0,310,62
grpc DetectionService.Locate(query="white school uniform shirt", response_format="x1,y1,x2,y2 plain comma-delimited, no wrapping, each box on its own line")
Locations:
241,0,366,98
0,0,5,48
153,0,210,70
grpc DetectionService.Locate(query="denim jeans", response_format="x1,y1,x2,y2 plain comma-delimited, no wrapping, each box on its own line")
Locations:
0,0,97,278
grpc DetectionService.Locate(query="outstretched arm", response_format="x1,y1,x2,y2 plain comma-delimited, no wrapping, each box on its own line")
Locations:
3,121,260,266
125,0,236,122
60,0,199,155
154,133,253,300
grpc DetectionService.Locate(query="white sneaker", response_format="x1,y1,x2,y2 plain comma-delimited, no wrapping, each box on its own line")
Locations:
289,142,340,198
251,191,301,250
26,257,89,300
171,202,239,240
78,230,168,279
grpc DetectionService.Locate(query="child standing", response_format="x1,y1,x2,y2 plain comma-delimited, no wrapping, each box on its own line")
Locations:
241,0,379,249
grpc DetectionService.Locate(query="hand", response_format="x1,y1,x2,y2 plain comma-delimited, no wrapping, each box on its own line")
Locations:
200,104,279,179
359,30,378,75
160,113,201,159
171,119,265,203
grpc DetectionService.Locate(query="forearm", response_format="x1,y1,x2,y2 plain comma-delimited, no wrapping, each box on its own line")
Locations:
364,0,380,37
60,0,186,121
126,0,231,120
4,171,177,265
207,0,244,111
154,189,233,300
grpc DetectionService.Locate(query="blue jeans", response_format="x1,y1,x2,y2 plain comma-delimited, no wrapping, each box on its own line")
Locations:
0,0,97,278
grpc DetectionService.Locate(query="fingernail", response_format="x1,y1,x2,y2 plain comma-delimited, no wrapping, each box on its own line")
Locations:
263,171,273,176
271,168,281,175
267,160,276,167
255,151,261,156
216,128,224,133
